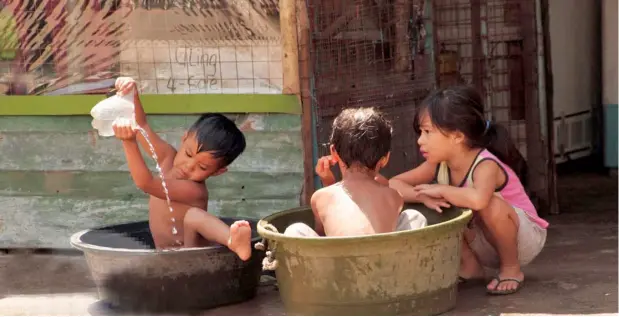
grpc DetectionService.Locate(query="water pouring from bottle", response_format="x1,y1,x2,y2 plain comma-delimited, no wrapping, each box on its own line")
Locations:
91,90,181,245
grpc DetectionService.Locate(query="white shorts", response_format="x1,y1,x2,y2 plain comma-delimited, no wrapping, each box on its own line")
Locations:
283,209,428,237
469,207,547,269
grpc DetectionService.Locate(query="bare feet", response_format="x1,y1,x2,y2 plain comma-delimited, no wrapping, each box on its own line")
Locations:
228,221,252,261
486,266,525,294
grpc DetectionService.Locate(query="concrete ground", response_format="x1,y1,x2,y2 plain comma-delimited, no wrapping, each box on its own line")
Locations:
0,170,617,316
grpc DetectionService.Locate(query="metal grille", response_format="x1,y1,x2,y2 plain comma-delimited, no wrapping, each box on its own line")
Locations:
0,0,282,96
304,0,437,178
433,0,539,160
305,0,543,178
433,0,551,208
305,0,550,208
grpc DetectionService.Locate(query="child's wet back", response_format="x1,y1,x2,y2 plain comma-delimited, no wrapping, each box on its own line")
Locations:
284,107,427,237
313,175,405,236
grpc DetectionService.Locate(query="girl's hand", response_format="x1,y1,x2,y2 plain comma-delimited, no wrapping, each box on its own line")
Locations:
112,119,138,141
115,77,137,96
414,184,446,199
315,155,337,186
418,194,451,213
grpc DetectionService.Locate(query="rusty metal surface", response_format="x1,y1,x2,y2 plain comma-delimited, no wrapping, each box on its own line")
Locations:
432,0,554,213
303,0,551,200
70,219,265,313
303,0,436,177
432,0,541,169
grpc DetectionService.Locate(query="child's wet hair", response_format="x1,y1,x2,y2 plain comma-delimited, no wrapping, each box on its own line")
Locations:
413,85,528,184
188,114,246,167
330,107,392,169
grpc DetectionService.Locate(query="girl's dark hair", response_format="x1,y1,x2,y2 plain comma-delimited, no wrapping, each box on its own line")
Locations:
413,85,528,185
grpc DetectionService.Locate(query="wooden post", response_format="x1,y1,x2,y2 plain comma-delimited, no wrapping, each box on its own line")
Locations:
521,0,551,215
394,0,411,72
280,0,300,95
540,0,559,215
281,0,314,206
297,0,315,205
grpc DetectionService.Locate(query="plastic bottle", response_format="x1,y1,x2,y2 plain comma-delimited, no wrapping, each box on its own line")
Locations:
90,90,138,137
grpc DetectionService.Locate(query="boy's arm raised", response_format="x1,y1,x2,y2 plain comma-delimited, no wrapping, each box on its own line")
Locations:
132,90,178,166
116,77,177,166
113,123,206,207
122,139,207,206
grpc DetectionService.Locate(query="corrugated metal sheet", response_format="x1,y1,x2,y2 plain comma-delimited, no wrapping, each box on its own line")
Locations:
0,114,303,248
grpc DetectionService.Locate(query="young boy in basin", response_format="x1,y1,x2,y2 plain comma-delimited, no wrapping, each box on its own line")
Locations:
284,107,428,237
111,77,252,260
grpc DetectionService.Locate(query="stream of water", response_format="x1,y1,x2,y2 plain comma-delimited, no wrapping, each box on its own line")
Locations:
136,127,182,246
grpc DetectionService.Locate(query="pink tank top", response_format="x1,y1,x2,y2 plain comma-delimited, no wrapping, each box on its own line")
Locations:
436,149,549,229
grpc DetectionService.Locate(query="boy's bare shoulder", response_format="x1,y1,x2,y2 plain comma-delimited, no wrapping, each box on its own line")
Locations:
311,184,339,198
379,184,404,211
310,183,341,205
386,185,403,199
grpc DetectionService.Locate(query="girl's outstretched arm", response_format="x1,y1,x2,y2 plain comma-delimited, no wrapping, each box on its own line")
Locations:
389,161,437,202
416,160,501,211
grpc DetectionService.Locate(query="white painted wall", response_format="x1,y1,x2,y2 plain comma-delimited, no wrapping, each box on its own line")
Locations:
549,0,598,115
549,0,600,161
603,0,618,105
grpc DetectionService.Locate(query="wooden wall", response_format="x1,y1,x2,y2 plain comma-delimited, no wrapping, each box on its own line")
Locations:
0,114,303,248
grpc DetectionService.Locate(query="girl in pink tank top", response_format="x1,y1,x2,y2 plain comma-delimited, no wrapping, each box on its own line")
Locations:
389,86,548,296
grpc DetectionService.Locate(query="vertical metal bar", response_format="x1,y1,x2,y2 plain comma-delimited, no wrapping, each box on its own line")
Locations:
521,0,549,213
471,0,484,94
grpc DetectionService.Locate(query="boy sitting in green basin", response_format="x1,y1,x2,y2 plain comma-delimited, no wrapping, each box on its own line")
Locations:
284,107,427,237
111,77,252,260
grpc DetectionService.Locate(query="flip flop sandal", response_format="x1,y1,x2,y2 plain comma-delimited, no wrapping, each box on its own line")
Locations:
486,276,524,295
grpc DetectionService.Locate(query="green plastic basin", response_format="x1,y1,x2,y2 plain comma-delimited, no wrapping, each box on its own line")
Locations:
257,204,473,316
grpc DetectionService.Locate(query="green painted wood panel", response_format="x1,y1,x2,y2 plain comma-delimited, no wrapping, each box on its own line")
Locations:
0,114,302,132
0,114,303,248
0,130,302,172
0,170,301,200
0,94,301,115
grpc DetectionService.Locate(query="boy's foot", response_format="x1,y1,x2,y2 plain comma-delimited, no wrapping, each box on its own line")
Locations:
228,221,252,261
486,269,524,295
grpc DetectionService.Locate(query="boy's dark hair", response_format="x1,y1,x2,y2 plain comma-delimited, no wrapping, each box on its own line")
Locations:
188,113,246,167
330,107,392,169
413,85,528,185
